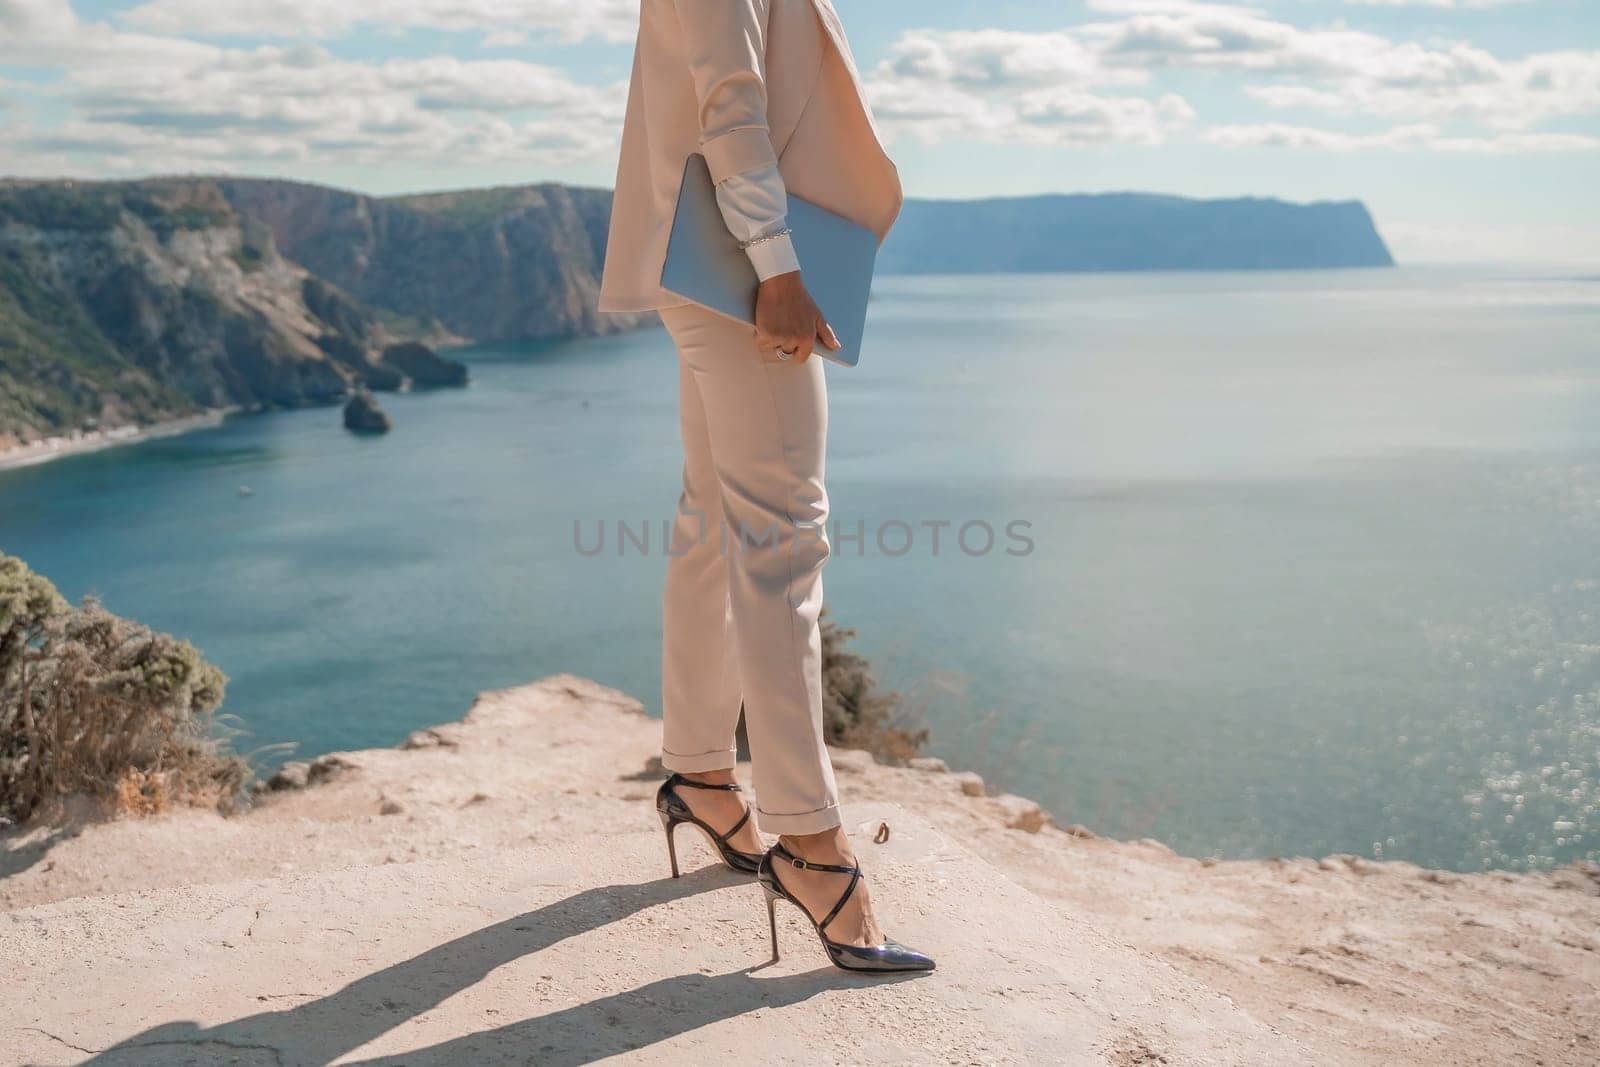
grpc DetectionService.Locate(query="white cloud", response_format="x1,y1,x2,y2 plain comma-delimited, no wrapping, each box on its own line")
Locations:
1342,1,1528,9
0,0,627,175
1084,1,1260,13
1016,89,1197,143
869,80,1195,147
118,0,638,44
3,0,1597,180
0,0,216,66
1079,4,1600,130
866,1,1600,152
1204,121,1599,152
874,28,1126,90
867,27,1190,145
1204,122,1426,150
0,0,74,36
1089,0,1525,9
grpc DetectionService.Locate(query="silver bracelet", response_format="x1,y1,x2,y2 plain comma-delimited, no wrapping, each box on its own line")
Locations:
738,228,792,251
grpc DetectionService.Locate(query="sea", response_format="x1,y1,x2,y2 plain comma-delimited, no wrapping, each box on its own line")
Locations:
3,266,1596,872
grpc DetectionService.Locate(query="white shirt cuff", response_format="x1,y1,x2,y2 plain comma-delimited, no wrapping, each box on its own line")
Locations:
745,233,800,281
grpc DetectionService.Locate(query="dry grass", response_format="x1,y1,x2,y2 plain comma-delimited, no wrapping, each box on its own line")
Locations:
1,552,249,825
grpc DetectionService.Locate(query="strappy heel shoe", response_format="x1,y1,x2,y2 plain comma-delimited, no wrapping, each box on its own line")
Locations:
656,773,763,877
757,842,935,973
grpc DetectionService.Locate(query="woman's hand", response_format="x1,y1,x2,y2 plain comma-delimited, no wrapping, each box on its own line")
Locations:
754,271,840,363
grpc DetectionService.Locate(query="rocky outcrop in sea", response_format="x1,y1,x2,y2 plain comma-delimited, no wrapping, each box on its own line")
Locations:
342,391,391,434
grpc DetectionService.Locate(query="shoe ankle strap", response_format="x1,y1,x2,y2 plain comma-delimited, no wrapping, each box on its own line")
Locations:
769,843,864,937
667,772,742,792
770,842,857,875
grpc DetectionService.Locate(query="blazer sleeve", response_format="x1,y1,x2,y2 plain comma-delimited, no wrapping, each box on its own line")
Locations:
716,168,802,279
673,0,801,278
672,0,780,184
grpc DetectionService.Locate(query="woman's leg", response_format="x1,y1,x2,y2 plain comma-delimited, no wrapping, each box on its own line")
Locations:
661,351,743,773
660,305,891,950
659,332,763,855
659,304,840,837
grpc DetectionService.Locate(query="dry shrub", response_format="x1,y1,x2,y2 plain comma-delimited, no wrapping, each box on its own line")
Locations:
1,552,248,825
820,608,927,763
113,767,173,816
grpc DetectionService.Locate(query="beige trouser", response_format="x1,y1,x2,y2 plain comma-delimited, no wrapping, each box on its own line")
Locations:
658,303,841,835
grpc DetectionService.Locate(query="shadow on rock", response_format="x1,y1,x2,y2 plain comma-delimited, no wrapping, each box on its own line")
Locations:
76,868,909,1066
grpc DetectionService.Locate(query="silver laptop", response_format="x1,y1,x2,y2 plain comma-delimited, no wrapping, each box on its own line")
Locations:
660,153,879,367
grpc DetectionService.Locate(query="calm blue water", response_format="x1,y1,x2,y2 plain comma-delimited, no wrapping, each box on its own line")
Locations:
3,267,1597,871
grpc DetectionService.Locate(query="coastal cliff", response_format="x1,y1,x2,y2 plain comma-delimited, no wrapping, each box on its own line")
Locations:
0,179,456,450
2,676,1594,1065
215,178,643,343
880,193,1395,273
0,177,643,451
2,176,1395,453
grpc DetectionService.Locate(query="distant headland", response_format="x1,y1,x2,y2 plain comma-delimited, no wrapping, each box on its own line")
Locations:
880,193,1395,273
1,176,1392,455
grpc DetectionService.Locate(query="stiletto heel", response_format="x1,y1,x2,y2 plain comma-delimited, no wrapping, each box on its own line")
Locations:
659,809,681,878
655,773,763,876
764,885,781,959
757,843,935,973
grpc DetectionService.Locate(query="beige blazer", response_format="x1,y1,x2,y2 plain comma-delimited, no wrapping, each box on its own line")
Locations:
597,0,903,313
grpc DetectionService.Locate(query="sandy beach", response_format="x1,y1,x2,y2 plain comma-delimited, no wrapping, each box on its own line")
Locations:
0,409,237,473
3,675,1595,1065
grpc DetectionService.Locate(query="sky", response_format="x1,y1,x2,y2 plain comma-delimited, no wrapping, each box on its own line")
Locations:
1,0,1597,264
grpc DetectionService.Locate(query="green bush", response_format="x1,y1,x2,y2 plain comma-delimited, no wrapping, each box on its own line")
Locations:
0,553,248,825
820,608,927,762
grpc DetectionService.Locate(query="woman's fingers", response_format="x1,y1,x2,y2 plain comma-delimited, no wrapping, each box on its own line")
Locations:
752,275,835,363
817,317,841,351
754,328,788,355
754,327,816,362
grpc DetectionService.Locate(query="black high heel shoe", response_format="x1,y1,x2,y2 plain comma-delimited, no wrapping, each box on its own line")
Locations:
656,773,763,877
758,842,935,973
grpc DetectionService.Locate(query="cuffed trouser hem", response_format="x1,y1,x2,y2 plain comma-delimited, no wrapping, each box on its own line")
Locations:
756,802,842,836
660,746,738,773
